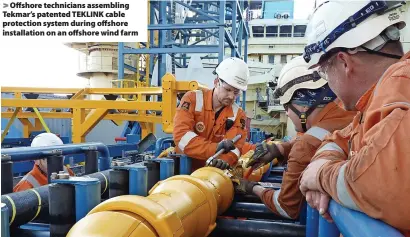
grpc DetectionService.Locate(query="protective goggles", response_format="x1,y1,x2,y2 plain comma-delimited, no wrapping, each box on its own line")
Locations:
303,0,404,63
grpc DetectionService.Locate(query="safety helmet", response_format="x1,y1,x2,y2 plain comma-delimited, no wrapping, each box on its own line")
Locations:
31,133,63,147
303,0,406,67
274,56,337,132
274,56,327,104
214,57,249,91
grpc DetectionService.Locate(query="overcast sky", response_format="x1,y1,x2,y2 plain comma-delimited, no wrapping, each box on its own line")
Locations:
0,0,316,88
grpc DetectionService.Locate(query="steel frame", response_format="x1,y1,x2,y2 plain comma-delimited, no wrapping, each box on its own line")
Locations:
1,74,205,143
118,0,249,84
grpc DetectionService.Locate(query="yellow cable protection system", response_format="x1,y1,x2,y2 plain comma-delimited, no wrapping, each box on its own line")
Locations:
66,167,234,237
1,74,206,143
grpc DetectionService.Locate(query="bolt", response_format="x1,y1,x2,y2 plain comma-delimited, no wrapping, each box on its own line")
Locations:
57,173,70,179
51,172,58,180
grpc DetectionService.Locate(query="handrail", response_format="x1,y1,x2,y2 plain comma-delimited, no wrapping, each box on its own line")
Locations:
306,200,404,237
1,142,111,170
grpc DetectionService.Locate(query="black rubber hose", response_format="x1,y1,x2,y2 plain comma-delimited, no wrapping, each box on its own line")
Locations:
1,169,110,228
211,219,306,237
222,202,286,221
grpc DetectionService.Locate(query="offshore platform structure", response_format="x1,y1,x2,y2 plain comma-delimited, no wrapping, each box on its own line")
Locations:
1,0,250,145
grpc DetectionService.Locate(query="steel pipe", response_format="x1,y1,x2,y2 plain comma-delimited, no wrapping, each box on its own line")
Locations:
223,202,285,220
328,200,404,237
1,143,110,170
211,219,305,237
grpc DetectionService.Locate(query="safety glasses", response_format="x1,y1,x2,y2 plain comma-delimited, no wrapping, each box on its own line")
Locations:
219,80,241,96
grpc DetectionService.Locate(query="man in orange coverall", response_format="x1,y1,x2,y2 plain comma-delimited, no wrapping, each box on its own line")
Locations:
297,1,410,235
233,56,356,219
14,133,74,192
173,57,251,172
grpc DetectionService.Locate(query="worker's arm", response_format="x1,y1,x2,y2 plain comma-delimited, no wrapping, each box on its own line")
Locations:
13,181,34,192
173,92,245,164
314,71,410,230
259,137,321,219
173,91,216,160
219,109,248,165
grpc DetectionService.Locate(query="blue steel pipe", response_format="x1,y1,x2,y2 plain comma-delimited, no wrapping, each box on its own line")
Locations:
154,137,174,157
2,142,111,170
328,200,404,237
306,205,319,237
318,215,339,237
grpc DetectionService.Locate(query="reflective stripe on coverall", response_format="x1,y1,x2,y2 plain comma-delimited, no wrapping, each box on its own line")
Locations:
311,52,410,236
173,88,248,171
261,100,357,219
13,164,74,192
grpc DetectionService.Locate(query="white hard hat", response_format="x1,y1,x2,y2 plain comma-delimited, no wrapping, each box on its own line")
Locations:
303,0,406,67
214,57,249,91
274,56,327,105
31,133,63,147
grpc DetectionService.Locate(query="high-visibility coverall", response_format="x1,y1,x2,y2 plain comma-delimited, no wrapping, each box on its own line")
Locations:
260,100,357,219
310,52,410,235
13,164,74,192
173,88,248,171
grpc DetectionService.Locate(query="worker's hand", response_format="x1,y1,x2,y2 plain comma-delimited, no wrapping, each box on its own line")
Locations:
209,159,230,170
216,139,236,154
299,159,330,195
245,142,284,169
305,190,333,223
234,178,258,195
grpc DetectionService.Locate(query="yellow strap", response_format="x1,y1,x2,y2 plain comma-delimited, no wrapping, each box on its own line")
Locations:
28,189,42,222
33,108,51,133
4,195,16,225
98,172,108,195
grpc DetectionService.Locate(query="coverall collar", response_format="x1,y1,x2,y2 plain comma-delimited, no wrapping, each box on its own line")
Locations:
32,164,48,185
310,100,339,125
354,51,410,112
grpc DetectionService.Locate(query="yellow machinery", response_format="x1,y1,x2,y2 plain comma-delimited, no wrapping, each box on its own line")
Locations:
66,167,234,237
1,74,206,143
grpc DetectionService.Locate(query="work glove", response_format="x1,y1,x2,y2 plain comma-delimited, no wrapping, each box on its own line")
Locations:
208,159,230,170
234,178,258,195
245,142,284,169
216,139,235,154
158,147,175,158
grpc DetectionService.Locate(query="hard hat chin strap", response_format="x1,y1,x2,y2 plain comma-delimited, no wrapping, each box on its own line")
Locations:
288,86,331,132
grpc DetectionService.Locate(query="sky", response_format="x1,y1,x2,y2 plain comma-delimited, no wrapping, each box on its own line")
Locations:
0,0,316,88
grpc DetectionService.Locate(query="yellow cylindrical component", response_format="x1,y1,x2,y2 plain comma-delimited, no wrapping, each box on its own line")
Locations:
244,161,275,182
67,167,234,237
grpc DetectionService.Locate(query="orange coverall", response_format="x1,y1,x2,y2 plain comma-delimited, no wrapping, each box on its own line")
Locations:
14,164,74,192
311,52,410,235
261,100,357,219
173,88,248,171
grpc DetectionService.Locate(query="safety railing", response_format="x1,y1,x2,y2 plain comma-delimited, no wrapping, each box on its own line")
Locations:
306,200,404,237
